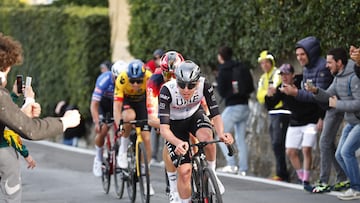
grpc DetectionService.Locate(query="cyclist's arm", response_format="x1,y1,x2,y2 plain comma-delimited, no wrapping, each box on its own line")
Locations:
90,100,100,124
113,100,123,127
146,83,160,128
113,74,126,127
158,86,184,147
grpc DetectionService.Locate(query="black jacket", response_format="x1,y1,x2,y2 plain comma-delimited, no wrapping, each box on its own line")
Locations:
265,75,321,126
216,60,254,106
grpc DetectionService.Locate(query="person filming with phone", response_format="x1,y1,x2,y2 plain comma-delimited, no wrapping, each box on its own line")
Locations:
0,32,81,203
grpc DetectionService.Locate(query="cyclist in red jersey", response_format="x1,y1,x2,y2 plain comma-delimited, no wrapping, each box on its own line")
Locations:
146,51,184,203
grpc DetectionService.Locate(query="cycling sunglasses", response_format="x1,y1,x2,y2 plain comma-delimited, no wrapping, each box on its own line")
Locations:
177,81,197,90
129,78,143,84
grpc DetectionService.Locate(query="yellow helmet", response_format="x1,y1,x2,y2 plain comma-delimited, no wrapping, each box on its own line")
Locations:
257,50,275,66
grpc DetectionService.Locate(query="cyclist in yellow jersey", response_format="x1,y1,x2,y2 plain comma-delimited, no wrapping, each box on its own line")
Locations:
113,59,155,195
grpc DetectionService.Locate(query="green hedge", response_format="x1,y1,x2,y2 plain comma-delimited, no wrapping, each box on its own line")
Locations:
128,0,360,69
0,6,110,119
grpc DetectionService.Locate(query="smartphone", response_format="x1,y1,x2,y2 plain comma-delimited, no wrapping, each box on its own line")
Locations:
16,75,23,94
306,79,314,88
25,76,32,87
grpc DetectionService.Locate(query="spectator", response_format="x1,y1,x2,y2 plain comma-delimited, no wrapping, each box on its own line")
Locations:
0,32,80,203
256,50,290,181
215,46,254,176
145,49,164,73
280,36,334,190
55,100,86,147
304,48,349,194
306,47,360,200
99,60,112,73
265,64,321,187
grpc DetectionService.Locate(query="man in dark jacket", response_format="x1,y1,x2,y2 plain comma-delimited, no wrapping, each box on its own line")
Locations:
281,36,347,192
215,46,254,175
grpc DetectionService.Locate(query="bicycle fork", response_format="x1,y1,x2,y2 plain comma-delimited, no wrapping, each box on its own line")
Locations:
135,127,143,177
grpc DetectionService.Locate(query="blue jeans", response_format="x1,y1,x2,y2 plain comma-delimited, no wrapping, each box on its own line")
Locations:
335,123,360,191
218,104,250,172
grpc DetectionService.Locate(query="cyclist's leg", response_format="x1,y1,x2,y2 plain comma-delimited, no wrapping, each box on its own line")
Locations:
164,143,178,194
177,163,192,202
117,107,135,168
191,110,225,194
93,98,112,176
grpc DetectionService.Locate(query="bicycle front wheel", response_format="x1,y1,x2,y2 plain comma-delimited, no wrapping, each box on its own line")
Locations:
126,143,137,202
137,142,150,203
191,157,201,203
114,147,125,198
203,168,223,203
101,159,111,194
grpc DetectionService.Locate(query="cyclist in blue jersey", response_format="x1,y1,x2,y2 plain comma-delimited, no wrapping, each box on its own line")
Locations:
90,60,128,177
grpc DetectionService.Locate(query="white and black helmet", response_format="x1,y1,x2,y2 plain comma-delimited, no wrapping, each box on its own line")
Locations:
175,60,201,83
111,60,128,76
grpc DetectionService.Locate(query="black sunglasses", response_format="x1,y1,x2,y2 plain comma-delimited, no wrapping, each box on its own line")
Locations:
177,81,197,90
129,78,143,84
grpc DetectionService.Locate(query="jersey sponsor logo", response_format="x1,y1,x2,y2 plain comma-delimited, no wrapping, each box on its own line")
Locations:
175,94,200,106
94,87,103,94
120,76,125,84
159,93,170,101
5,179,20,195
159,102,166,110
208,86,214,93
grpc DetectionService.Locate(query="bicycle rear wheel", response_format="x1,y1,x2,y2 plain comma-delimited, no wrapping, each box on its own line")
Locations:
114,143,125,198
126,143,137,202
101,159,111,194
138,142,150,203
203,168,223,203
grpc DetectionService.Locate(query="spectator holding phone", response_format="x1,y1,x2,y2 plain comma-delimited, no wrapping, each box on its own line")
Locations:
0,32,81,203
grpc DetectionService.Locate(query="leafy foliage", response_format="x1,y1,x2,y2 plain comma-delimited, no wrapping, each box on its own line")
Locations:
0,6,110,119
128,0,360,70
52,0,108,7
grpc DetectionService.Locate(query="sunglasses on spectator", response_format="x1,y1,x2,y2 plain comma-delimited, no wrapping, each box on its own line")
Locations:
129,78,143,84
177,81,197,90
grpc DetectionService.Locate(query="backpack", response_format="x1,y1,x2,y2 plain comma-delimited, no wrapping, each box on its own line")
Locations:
231,62,255,97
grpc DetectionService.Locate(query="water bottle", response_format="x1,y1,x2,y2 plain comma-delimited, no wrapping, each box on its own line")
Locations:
232,80,239,94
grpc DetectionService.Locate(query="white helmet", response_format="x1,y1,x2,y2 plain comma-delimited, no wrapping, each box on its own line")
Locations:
111,60,128,76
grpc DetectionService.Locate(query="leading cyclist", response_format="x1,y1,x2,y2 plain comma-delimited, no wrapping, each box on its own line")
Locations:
90,60,127,177
159,60,234,203
113,59,155,195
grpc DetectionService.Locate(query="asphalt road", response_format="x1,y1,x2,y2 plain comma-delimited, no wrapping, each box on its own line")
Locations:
15,140,344,203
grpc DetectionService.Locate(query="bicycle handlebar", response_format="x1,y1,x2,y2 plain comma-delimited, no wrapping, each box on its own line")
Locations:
117,119,148,134
174,140,236,167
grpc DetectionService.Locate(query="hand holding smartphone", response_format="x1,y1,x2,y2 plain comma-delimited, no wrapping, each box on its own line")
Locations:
24,76,33,98
25,76,32,87
16,75,23,94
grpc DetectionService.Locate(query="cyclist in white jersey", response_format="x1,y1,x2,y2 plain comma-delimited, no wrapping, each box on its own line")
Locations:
159,60,234,203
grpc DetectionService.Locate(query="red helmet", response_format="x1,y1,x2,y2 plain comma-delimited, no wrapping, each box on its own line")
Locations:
160,51,184,72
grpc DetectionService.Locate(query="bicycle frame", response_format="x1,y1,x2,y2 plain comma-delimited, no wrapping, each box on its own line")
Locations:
104,122,118,175
134,126,144,177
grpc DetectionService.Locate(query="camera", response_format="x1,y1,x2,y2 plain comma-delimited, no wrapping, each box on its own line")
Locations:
16,75,23,94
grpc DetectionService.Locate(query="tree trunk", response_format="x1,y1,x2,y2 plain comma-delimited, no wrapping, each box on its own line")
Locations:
108,0,133,62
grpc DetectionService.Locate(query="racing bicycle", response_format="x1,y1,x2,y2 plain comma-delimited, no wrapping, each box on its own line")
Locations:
116,119,151,203
98,114,123,198
176,140,235,203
